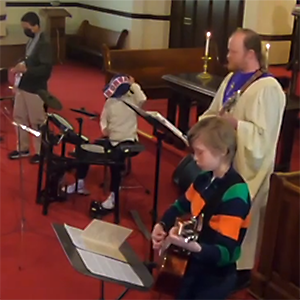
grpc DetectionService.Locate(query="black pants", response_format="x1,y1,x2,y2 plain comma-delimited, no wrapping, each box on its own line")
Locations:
77,163,119,192
176,260,237,300
76,139,133,192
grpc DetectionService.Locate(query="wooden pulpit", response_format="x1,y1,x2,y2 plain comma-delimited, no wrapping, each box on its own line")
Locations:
40,8,71,64
249,172,300,300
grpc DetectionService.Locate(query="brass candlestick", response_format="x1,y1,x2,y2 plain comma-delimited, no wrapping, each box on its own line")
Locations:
197,55,212,80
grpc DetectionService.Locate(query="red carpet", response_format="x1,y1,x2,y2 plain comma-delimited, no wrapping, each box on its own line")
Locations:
0,62,298,299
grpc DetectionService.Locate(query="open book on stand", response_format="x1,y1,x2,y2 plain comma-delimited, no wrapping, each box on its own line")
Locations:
64,219,132,262
63,220,145,287
146,111,189,146
123,101,189,147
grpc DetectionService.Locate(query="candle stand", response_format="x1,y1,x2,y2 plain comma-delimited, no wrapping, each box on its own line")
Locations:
197,55,212,80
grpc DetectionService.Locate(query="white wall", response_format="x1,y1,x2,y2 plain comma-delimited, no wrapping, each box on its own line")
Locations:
4,0,79,33
4,0,171,49
243,0,296,64
78,0,171,49
6,0,296,54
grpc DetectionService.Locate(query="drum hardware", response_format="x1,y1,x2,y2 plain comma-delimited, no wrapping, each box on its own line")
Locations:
35,113,123,223
70,107,100,119
74,117,83,193
35,113,82,213
117,143,151,194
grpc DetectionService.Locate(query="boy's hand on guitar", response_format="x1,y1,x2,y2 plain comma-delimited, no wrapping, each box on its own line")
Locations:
168,226,202,253
151,223,167,250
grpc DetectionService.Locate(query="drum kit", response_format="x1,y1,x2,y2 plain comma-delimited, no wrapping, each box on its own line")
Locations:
34,95,122,217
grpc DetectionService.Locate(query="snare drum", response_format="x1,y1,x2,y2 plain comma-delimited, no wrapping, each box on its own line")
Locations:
80,135,89,143
48,113,73,132
79,143,110,162
65,131,90,145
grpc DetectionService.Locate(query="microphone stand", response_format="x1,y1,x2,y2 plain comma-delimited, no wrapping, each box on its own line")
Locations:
0,113,50,270
12,121,41,270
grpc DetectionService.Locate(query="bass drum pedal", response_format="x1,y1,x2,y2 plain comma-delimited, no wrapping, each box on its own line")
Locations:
89,200,105,219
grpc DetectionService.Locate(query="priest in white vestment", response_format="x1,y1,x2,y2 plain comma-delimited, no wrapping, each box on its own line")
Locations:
198,28,286,290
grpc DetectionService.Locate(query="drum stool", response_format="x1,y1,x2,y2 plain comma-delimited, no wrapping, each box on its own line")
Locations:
102,142,150,195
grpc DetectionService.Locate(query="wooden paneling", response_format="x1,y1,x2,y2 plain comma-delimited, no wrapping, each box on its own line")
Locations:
249,172,300,300
169,0,244,64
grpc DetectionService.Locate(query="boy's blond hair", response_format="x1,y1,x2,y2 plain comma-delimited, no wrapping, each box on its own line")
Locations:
187,116,237,162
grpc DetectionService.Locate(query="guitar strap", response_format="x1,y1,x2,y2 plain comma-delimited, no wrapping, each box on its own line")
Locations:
219,69,265,115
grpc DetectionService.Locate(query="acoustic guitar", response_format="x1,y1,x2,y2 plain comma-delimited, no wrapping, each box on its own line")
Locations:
153,216,201,296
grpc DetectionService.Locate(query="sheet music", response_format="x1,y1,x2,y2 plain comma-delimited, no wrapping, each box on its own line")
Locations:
64,224,86,249
124,100,188,146
82,219,132,248
77,248,144,287
64,222,130,262
146,111,189,146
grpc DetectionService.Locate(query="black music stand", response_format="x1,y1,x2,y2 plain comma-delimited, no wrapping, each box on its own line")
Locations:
123,102,188,268
53,223,153,300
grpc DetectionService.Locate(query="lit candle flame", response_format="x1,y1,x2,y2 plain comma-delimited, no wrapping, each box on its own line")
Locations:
205,32,211,57
265,43,271,70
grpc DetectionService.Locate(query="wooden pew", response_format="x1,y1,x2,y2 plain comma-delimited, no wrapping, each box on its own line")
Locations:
249,172,300,300
102,44,226,99
67,20,128,68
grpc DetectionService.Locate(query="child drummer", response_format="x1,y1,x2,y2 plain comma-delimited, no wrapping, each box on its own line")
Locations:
64,74,146,215
151,116,251,299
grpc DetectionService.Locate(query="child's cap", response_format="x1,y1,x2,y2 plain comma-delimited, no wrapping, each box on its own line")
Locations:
103,74,131,99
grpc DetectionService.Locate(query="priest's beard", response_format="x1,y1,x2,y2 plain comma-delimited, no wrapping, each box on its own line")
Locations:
227,61,244,72
227,54,248,72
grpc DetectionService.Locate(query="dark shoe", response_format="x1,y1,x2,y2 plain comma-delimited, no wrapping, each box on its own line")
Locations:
232,270,251,293
89,200,114,219
68,150,76,158
30,154,40,164
8,150,30,160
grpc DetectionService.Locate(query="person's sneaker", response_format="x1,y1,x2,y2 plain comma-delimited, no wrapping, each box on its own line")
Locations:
62,180,90,195
8,150,30,160
29,154,40,164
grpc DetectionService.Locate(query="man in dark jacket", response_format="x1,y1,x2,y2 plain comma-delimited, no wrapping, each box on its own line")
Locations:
9,11,52,164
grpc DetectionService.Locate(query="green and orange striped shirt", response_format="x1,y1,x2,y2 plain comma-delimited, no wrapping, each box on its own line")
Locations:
160,167,251,267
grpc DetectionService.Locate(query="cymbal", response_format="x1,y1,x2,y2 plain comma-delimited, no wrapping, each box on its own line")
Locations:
70,107,99,118
37,89,62,111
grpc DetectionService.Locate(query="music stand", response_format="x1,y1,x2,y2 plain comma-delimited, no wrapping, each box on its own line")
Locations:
123,101,188,268
53,223,153,300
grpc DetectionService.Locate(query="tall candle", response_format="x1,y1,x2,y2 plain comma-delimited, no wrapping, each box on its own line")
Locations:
205,32,211,57
265,43,270,69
